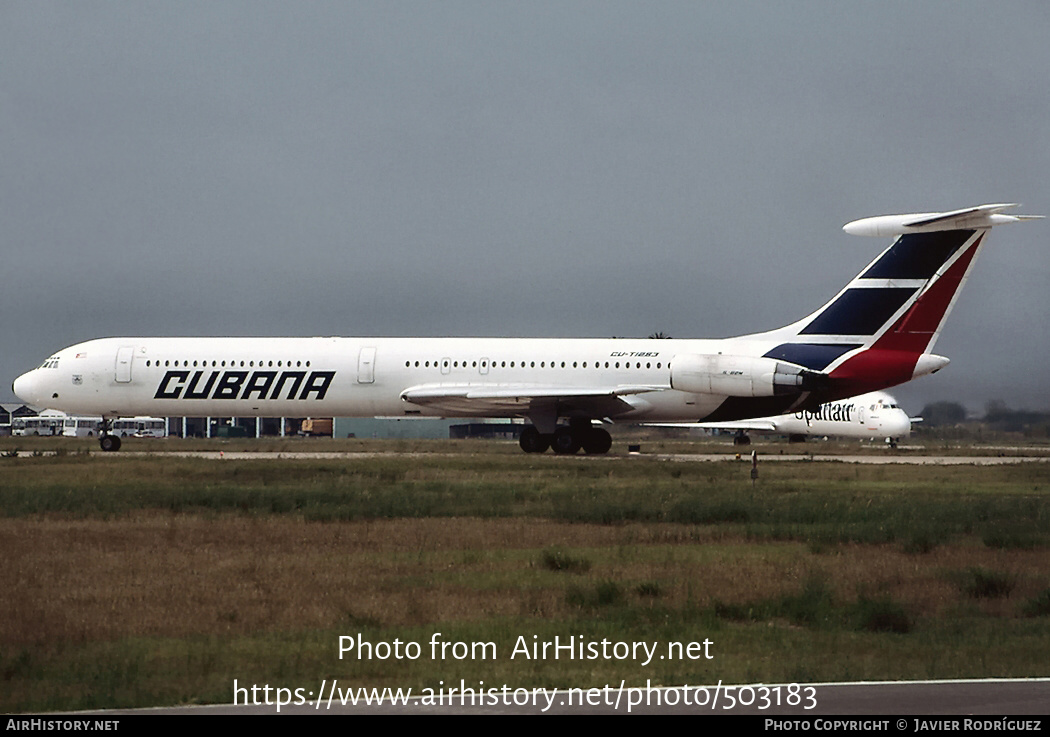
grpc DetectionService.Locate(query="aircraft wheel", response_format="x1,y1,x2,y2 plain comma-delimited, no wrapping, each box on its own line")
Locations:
732,434,751,446
519,426,550,454
788,434,807,443
551,427,581,455
581,427,612,455
99,435,122,452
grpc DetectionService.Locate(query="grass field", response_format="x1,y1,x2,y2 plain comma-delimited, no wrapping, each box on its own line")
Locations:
2,438,1049,712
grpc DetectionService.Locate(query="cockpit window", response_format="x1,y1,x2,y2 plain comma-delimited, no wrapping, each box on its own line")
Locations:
39,357,60,369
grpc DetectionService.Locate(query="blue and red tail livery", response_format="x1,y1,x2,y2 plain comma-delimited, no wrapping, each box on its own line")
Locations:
734,205,1040,413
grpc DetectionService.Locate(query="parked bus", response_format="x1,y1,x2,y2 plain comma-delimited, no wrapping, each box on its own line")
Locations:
12,416,61,436
111,417,166,438
12,412,101,437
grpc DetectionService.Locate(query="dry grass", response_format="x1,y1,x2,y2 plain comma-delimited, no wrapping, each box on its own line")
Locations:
5,514,1049,649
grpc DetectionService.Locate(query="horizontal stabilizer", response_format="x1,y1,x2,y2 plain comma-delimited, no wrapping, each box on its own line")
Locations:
843,203,1042,237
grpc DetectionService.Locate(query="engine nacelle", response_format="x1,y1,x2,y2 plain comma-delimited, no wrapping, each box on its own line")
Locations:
670,353,816,397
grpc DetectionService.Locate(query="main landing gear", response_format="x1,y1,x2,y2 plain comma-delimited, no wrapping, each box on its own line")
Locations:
519,421,612,455
98,419,122,452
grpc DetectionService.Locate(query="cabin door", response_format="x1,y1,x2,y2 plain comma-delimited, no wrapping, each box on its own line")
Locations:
358,346,376,384
115,346,135,383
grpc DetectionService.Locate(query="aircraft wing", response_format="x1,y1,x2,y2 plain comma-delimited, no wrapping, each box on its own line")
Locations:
400,383,667,417
648,419,780,432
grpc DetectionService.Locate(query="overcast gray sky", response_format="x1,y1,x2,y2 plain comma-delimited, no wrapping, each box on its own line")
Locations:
3,1,1048,413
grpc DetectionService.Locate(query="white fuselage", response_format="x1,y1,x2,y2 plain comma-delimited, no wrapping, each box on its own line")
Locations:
696,391,911,440
777,392,911,439
13,335,759,423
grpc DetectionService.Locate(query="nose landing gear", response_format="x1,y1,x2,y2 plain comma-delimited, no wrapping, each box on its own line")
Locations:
98,419,122,452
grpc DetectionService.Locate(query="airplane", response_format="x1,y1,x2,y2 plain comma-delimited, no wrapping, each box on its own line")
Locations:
649,390,915,446
12,203,1040,454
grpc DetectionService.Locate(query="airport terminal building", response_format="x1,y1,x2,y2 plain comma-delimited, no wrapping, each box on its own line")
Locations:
6,406,518,440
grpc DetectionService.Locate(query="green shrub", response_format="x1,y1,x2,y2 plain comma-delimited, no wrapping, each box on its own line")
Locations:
853,595,912,634
957,567,1015,599
540,548,591,574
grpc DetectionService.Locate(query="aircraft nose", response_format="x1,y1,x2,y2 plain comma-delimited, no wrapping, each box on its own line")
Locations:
13,370,39,405
890,413,912,437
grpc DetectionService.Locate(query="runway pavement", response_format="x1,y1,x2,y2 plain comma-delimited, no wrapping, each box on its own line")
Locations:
100,449,1050,464
76,678,1050,715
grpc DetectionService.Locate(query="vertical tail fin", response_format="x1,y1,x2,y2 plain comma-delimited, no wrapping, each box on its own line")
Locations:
758,204,1040,397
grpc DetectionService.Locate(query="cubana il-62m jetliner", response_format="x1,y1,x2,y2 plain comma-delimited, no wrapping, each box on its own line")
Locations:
12,203,1039,454
653,391,915,447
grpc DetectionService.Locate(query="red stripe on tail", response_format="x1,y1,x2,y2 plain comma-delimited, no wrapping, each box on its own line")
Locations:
826,235,982,396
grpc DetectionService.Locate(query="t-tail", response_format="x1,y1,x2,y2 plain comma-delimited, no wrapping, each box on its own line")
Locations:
749,203,1041,402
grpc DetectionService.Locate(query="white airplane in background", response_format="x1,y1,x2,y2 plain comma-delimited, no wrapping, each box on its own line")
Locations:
652,391,915,446
12,204,1039,454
